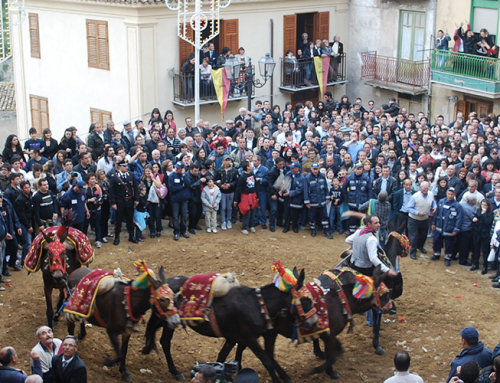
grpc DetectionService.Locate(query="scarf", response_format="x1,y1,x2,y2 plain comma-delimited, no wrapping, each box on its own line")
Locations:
359,226,376,236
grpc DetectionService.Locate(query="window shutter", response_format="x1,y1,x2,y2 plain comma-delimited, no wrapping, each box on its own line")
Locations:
101,111,112,126
97,22,109,69
90,108,112,127
91,109,101,124
314,12,330,42
179,23,194,69
87,20,109,70
456,100,466,116
29,13,40,58
220,19,239,55
283,14,297,58
30,95,49,134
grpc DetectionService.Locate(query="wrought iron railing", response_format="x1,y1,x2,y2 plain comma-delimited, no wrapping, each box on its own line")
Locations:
173,66,255,104
431,49,500,81
361,51,430,88
0,0,11,60
280,53,346,88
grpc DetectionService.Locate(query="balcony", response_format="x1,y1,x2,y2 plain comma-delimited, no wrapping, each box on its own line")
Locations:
172,69,255,107
361,51,430,95
279,54,347,93
431,49,500,98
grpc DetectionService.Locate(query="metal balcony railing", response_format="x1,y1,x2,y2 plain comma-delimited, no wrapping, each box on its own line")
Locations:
361,51,430,88
431,49,500,81
280,54,346,89
173,66,255,105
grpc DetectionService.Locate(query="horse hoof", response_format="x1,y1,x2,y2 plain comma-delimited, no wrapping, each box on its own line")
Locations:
141,346,152,355
328,370,341,380
121,371,132,382
174,372,186,381
375,346,386,356
103,357,115,367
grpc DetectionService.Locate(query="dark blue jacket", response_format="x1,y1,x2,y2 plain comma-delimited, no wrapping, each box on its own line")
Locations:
253,165,269,194
447,341,492,382
304,172,330,207
1,198,22,234
286,171,304,209
342,172,371,208
59,187,87,224
168,172,191,203
434,197,463,236
185,171,202,203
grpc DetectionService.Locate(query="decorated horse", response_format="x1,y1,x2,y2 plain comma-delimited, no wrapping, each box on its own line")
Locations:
64,260,180,382
223,266,393,380
142,261,318,383
25,222,94,328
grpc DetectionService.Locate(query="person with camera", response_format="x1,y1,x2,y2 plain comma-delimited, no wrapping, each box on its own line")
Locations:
59,180,89,232
191,365,216,383
56,159,83,192
83,173,103,248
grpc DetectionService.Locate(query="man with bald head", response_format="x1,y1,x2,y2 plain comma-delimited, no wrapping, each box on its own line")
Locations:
406,181,436,259
0,346,41,382
31,326,62,381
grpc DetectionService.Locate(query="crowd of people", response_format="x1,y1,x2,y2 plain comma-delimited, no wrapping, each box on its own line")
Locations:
2,85,500,380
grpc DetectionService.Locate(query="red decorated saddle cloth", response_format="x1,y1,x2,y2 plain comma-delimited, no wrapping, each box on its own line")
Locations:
64,269,128,318
25,227,94,273
297,282,330,343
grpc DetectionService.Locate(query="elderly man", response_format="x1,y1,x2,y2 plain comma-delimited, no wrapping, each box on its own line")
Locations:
31,326,62,381
458,194,477,266
407,181,436,259
0,346,41,382
460,180,484,208
384,351,423,383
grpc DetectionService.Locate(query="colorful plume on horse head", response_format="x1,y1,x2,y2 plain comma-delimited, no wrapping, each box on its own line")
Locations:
352,274,374,299
59,209,75,234
272,260,297,292
132,259,155,290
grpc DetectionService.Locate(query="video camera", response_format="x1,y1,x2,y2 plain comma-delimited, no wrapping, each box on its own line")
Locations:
191,361,238,383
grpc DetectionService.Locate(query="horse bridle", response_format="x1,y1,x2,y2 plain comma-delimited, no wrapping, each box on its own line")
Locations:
291,285,317,322
371,282,391,311
47,238,67,275
150,284,178,319
388,231,411,258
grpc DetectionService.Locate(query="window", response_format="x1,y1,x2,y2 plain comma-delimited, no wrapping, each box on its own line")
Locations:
283,12,329,57
86,20,109,70
30,95,49,134
90,108,112,127
29,13,40,58
398,11,426,61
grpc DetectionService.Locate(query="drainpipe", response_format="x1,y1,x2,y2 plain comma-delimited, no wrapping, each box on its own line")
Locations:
428,0,437,116
270,19,274,106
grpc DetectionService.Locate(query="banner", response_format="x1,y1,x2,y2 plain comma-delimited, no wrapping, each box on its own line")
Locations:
212,68,231,119
313,56,330,100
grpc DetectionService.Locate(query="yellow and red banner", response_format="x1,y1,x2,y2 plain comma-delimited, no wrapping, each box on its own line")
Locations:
313,56,331,100
212,68,231,119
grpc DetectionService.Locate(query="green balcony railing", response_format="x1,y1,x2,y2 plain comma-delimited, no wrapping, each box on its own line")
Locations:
431,49,500,82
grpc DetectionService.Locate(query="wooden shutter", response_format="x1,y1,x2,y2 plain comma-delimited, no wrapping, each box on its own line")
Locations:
30,95,49,134
456,100,466,116
283,14,297,57
29,13,40,58
87,20,109,70
314,12,330,42
179,23,194,69
90,108,112,127
220,19,239,55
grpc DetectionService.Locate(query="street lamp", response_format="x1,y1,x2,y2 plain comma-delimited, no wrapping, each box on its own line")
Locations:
223,53,275,112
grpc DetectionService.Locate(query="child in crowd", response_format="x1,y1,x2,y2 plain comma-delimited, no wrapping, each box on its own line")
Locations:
134,185,149,242
24,127,44,154
201,176,221,233
330,176,344,234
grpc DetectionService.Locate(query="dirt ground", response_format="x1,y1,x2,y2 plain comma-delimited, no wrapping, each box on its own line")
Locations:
1,225,499,383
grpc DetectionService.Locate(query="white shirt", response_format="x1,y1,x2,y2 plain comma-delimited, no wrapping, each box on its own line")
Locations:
384,371,424,383
346,230,390,272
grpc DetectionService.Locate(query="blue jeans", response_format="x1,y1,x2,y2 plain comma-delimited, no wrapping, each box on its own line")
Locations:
0,239,6,274
269,197,283,229
329,205,343,233
84,209,102,241
20,224,32,262
254,191,269,226
305,63,313,82
171,200,188,235
220,193,234,224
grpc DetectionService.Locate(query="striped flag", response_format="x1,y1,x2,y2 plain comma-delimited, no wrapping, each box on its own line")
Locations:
314,56,331,100
212,68,231,119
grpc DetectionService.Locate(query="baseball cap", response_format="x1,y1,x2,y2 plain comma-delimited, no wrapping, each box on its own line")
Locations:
75,180,87,188
174,161,184,169
123,121,131,126
311,162,320,169
135,119,142,125
223,155,232,161
459,326,479,342
447,187,456,193
354,161,363,169
290,161,301,169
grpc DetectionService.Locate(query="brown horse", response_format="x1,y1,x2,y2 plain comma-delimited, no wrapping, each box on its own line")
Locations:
39,227,83,328
66,267,180,382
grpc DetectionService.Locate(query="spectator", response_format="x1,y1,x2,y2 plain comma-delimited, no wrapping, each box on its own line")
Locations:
31,326,62,382
168,161,191,241
51,335,87,383
407,181,436,259
15,180,34,265
0,346,41,382
59,180,89,232
201,176,221,233
384,350,423,383
234,160,258,235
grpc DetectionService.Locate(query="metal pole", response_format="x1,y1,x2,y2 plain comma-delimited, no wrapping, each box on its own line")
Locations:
194,1,201,123
270,19,274,106
247,57,252,115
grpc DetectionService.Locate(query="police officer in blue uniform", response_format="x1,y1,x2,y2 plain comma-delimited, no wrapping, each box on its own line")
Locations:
342,161,372,234
304,162,333,239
